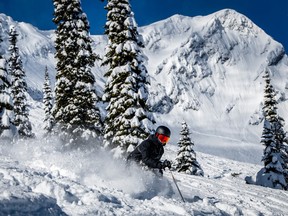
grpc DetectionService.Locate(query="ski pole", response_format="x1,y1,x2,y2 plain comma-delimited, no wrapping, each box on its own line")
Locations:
170,171,185,203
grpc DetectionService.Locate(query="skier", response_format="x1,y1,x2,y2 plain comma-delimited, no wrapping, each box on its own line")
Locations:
127,125,172,175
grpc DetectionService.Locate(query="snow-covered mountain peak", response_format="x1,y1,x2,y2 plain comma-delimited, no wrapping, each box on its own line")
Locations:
142,14,194,35
207,9,286,65
140,10,288,158
211,9,257,34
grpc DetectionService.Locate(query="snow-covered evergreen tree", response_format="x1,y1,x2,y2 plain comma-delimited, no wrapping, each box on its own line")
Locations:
279,115,288,184
8,26,34,138
175,121,204,176
102,0,155,155
0,34,17,139
42,66,54,133
52,0,103,145
257,70,287,189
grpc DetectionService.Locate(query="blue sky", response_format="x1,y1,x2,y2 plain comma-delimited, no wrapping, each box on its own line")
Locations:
0,0,287,50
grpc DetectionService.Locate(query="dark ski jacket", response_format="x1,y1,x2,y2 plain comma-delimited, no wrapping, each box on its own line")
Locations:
127,134,164,169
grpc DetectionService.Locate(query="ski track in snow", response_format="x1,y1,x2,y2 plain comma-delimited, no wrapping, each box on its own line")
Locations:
1,143,288,216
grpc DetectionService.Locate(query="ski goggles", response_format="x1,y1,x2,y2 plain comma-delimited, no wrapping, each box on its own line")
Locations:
157,134,170,144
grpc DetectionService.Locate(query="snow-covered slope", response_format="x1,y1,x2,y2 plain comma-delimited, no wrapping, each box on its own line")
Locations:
1,138,288,215
1,9,288,164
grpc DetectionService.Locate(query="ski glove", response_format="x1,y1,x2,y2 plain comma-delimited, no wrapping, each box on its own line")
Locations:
156,161,163,169
162,159,172,169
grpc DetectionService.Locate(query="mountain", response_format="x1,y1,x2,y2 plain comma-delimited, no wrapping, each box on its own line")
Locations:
139,10,288,164
1,9,288,164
